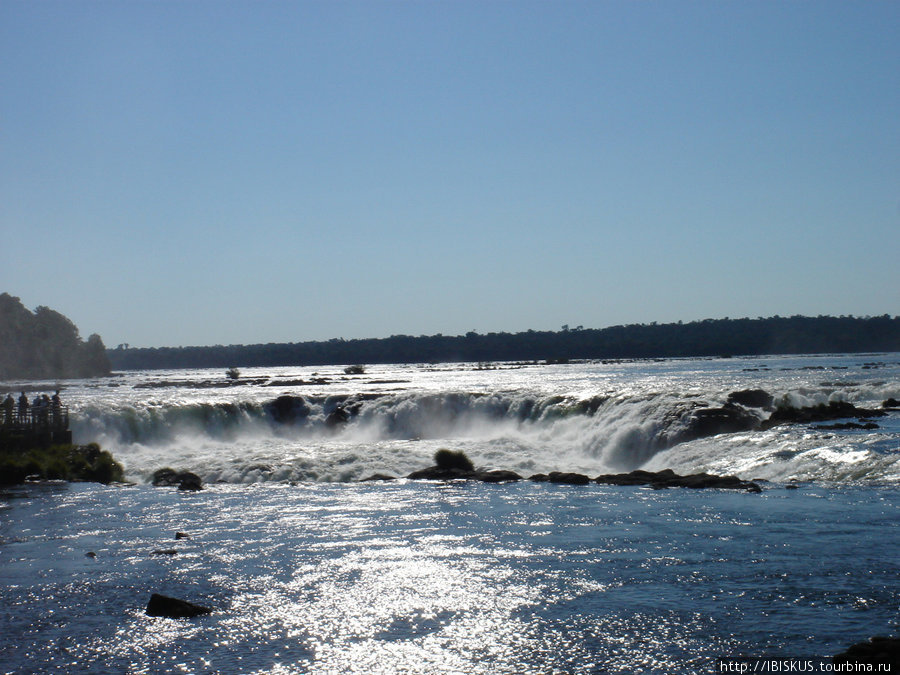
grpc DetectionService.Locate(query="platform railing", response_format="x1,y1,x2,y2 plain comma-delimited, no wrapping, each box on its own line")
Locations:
1,405,70,432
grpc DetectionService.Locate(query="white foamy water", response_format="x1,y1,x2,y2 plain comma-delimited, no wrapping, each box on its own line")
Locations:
12,353,900,484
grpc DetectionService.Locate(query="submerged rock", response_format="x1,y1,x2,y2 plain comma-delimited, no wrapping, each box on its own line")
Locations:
145,593,211,618
359,473,397,482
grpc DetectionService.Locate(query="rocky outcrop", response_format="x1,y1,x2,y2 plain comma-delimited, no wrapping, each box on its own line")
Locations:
434,448,474,471
595,468,761,492
833,636,900,667
405,466,522,482
152,468,203,491
726,389,774,409
324,406,350,429
407,466,472,480
814,421,879,430
404,447,759,491
264,395,310,424
760,401,887,430
546,471,591,485
145,593,211,618
405,463,758,491
472,469,523,483
675,404,761,442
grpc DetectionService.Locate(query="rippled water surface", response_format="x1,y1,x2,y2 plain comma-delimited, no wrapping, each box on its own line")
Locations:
2,481,897,674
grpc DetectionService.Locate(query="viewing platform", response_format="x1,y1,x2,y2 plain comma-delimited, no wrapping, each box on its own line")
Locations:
0,407,72,450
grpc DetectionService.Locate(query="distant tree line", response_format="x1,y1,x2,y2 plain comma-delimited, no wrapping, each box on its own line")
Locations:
107,315,900,371
0,293,111,380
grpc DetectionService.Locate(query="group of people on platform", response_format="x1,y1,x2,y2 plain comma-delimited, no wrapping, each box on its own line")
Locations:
1,390,64,427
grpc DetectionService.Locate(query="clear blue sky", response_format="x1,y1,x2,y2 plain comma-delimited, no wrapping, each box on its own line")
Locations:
2,1,898,348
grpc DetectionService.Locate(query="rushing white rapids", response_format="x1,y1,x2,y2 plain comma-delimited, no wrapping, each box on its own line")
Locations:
14,353,899,484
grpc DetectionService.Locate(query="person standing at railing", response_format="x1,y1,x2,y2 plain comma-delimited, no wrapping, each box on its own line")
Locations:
17,392,28,424
2,394,14,425
51,390,62,428
32,395,45,427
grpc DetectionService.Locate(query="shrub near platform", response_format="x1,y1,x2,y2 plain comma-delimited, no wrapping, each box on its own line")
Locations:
0,442,124,485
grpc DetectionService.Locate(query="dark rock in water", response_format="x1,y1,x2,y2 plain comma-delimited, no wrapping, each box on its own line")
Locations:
265,395,310,424
175,532,190,540
528,473,550,482
406,465,522,482
595,469,678,486
547,471,591,485
814,421,879,431
761,401,887,430
85,551,96,558
407,466,472,481
152,468,203,491
471,470,522,483
145,593,211,618
151,468,180,486
595,469,761,492
325,406,350,428
726,389,774,409
177,473,202,491
150,549,178,556
360,473,397,482
434,449,475,472
833,636,900,666
883,398,900,409
675,404,761,443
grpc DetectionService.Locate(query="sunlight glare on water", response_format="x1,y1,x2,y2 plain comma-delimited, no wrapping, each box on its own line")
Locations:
3,478,897,674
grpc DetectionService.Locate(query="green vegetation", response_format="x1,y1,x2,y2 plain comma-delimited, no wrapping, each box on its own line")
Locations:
107,315,900,370
0,442,124,485
0,293,111,380
434,448,474,472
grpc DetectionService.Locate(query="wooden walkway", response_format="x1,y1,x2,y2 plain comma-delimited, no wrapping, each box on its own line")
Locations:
0,406,72,449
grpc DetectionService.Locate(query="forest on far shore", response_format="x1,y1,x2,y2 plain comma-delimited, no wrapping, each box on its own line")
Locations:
108,315,900,371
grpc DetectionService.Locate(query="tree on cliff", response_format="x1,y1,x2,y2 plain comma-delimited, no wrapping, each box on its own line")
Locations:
0,293,111,380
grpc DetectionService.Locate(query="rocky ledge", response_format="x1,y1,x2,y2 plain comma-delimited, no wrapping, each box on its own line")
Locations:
366,451,762,492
